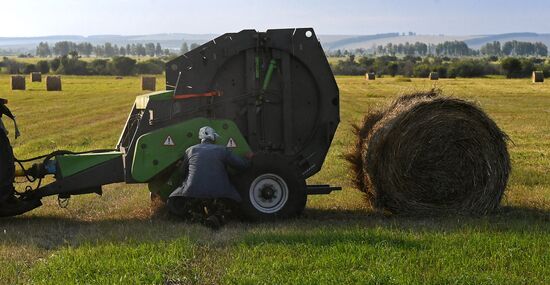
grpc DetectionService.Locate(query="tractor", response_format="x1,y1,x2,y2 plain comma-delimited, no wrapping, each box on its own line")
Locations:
3,28,340,220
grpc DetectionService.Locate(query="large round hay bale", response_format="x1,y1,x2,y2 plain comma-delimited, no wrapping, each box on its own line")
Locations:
345,90,510,215
532,71,544,83
11,75,25,90
30,72,42,82
142,76,156,91
46,76,62,91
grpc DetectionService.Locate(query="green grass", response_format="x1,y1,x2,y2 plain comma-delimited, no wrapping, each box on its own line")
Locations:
0,75,548,284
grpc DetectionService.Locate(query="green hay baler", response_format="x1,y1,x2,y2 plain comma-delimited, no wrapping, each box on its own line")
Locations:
5,28,340,220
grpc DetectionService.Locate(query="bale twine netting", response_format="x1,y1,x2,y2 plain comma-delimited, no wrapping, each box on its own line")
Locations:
345,90,511,215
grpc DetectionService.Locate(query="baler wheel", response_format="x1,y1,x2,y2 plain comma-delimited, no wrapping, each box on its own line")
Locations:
233,153,307,221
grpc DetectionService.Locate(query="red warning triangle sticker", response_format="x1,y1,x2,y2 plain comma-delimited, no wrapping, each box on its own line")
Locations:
164,136,175,146
226,138,237,148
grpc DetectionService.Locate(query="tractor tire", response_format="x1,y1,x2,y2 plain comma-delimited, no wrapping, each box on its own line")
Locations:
233,153,307,221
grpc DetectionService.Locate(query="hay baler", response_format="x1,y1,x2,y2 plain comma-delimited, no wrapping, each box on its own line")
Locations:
7,28,340,220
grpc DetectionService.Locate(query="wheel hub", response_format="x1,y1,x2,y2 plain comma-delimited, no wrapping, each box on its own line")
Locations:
249,173,289,214
260,184,278,201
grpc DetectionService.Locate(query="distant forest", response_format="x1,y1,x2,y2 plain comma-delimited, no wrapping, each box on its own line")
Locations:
33,41,200,57
0,38,544,59
326,40,548,57
331,55,550,78
327,39,550,77
1,39,549,78
0,38,539,59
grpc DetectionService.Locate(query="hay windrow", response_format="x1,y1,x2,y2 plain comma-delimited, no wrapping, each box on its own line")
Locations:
346,89,511,215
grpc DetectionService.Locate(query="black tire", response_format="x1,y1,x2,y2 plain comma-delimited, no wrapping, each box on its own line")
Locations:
233,153,307,221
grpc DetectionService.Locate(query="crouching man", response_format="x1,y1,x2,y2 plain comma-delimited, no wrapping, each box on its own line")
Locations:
167,126,252,229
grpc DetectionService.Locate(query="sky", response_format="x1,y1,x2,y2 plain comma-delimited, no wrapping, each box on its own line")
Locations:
0,0,549,37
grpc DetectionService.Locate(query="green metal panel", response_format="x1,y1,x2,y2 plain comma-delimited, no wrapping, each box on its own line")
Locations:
56,151,123,178
132,117,251,182
135,90,173,109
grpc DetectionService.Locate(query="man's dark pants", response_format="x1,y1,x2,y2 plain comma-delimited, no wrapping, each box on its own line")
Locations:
0,130,15,202
167,196,235,222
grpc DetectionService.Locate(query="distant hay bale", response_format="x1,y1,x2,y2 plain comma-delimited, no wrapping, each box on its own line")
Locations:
532,71,544,83
30,72,42,82
46,76,62,91
345,89,510,216
429,72,439,80
366,72,376,81
11,76,25,90
142,76,156,91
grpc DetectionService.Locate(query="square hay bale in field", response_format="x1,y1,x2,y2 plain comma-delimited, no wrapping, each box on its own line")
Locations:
532,71,544,83
30,72,42,82
142,76,156,91
46,76,62,91
429,72,439,80
366,72,376,80
11,75,25,90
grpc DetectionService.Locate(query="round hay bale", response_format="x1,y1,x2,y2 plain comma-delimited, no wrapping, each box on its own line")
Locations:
11,75,26,90
366,72,376,81
345,90,510,215
46,76,62,91
142,76,156,91
429,72,439,80
30,72,42,82
532,71,544,83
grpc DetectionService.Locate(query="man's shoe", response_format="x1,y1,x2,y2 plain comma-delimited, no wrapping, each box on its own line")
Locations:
216,214,227,226
203,215,221,230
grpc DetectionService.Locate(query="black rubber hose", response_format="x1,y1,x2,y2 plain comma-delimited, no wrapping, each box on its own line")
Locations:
15,149,117,163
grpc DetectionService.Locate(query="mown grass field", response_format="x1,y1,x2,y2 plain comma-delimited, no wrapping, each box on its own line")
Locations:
0,75,548,284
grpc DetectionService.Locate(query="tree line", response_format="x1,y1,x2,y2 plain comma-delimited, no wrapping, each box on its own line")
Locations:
34,40,204,58
1,54,165,76
331,54,550,78
480,41,548,56
2,39,204,75
327,40,548,57
36,41,175,57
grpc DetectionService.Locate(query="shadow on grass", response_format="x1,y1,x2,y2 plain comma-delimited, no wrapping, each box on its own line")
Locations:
0,204,547,250
303,204,549,221
0,214,195,250
494,205,550,220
